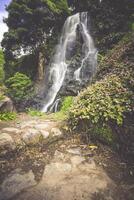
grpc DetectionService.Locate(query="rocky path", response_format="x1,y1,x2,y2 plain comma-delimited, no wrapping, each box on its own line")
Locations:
0,115,133,200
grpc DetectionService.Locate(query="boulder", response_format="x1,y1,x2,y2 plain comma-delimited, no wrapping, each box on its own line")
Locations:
39,130,49,139
51,128,62,137
34,124,49,130
2,128,21,135
0,169,36,200
0,97,15,112
22,128,49,145
0,133,15,150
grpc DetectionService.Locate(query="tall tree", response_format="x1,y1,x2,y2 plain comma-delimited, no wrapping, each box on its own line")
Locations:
2,0,70,80
2,0,69,54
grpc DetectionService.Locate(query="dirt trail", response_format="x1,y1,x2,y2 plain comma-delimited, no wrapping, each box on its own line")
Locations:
0,115,134,200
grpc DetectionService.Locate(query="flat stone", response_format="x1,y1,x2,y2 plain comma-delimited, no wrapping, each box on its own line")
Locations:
34,124,49,130
66,147,81,155
70,156,85,167
2,128,21,134
44,162,72,178
51,128,62,137
54,150,65,161
20,121,38,129
78,160,97,172
0,169,36,200
0,133,15,150
10,159,116,200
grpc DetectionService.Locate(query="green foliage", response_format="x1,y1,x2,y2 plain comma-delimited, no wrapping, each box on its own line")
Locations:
90,125,115,145
0,112,17,121
2,0,69,53
68,32,134,148
48,111,67,121
131,23,134,31
69,75,132,129
45,0,69,14
61,96,73,113
0,85,6,101
0,50,5,83
2,0,70,82
6,72,34,103
27,108,44,117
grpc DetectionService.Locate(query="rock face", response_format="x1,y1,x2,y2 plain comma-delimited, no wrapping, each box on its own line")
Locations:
0,97,15,112
0,169,36,200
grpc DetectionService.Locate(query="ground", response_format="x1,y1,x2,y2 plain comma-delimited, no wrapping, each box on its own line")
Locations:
0,114,134,200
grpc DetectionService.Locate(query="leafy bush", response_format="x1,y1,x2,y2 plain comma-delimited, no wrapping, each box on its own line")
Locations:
0,112,17,121
69,75,132,129
6,72,34,103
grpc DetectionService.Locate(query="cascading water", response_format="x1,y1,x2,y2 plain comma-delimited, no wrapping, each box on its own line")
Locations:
42,13,80,112
42,12,97,113
74,12,97,82
49,98,61,113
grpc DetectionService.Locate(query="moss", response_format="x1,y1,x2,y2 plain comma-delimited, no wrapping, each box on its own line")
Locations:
61,96,73,113
27,108,44,117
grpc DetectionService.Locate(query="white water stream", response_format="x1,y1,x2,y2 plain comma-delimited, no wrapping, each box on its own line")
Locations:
42,12,97,112
74,13,96,82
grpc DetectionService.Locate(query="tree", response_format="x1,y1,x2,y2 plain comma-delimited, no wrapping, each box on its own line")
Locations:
2,0,69,54
2,0,70,80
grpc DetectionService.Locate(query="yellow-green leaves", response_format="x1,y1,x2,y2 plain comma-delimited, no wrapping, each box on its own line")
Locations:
69,75,132,128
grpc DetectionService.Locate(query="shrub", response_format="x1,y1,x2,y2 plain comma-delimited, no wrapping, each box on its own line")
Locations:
6,72,34,103
69,75,132,129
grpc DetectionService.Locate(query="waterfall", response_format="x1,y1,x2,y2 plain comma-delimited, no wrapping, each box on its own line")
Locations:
42,13,80,112
49,98,61,113
74,12,97,82
42,12,97,113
